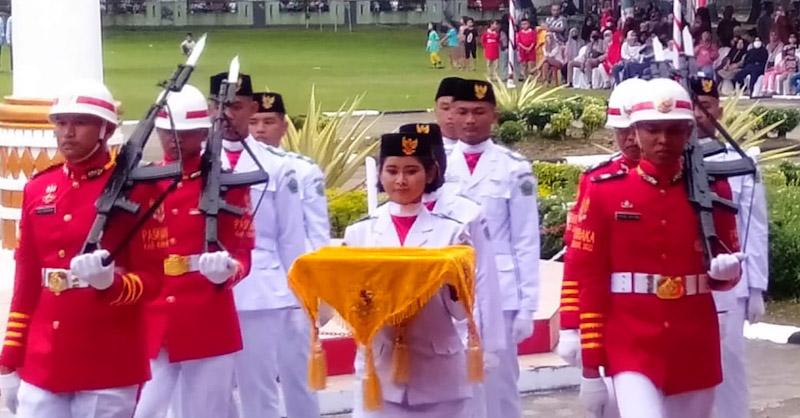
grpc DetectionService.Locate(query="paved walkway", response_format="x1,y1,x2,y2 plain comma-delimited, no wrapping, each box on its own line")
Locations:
326,340,799,418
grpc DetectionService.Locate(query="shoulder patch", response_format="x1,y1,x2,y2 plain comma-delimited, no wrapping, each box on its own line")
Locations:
590,168,628,183
494,142,529,162
431,212,464,224
31,163,64,180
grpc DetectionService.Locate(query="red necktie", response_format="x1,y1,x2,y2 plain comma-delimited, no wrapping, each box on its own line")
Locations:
225,149,243,170
390,215,417,246
464,152,483,174
424,201,437,211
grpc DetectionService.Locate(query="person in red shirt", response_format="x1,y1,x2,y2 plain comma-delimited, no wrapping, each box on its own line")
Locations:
132,85,254,418
0,79,165,416
570,78,744,418
516,18,537,79
481,20,501,80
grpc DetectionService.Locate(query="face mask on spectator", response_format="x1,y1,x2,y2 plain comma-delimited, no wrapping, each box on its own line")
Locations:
754,40,763,48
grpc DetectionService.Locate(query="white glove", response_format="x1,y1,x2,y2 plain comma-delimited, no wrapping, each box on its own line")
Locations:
579,377,608,418
198,251,237,284
708,252,746,281
483,352,500,371
512,310,534,344
555,329,581,366
70,250,114,290
0,372,20,414
747,289,766,324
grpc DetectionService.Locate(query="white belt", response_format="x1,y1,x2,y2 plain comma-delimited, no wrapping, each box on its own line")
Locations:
42,268,89,293
610,272,710,299
163,254,201,277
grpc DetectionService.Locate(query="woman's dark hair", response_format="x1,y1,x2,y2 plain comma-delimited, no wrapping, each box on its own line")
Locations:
376,155,444,194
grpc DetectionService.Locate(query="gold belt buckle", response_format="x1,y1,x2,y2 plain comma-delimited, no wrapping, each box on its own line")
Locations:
656,276,685,300
164,255,190,277
47,270,69,295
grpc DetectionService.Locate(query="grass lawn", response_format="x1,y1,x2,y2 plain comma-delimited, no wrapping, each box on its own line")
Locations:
0,26,605,116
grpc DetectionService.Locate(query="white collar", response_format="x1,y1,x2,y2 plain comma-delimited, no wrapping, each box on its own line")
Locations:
222,139,244,152
459,139,492,153
387,201,423,217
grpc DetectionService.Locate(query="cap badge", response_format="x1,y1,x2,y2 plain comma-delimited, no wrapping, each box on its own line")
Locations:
262,95,275,109
656,97,674,113
415,124,430,134
702,79,714,93
401,136,418,156
474,84,488,100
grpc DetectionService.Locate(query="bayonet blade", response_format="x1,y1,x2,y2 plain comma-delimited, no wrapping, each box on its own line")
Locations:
186,33,207,67
228,56,240,83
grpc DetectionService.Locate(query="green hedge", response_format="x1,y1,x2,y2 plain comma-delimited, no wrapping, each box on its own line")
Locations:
327,189,368,238
766,164,800,300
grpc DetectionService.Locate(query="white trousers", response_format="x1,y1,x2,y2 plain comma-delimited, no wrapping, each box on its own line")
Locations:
16,380,138,418
483,311,521,418
234,308,321,418
715,298,750,418
133,349,235,418
614,372,715,418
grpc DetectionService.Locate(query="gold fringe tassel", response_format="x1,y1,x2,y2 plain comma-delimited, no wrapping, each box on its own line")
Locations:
467,318,484,382
363,345,383,411
391,326,411,384
308,326,327,390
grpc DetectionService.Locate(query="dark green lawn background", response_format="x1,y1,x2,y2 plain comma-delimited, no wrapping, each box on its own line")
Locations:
0,26,471,115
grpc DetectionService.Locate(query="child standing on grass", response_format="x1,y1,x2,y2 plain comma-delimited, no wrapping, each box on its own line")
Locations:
463,18,478,71
481,20,501,80
427,23,444,69
443,21,462,70
516,18,537,79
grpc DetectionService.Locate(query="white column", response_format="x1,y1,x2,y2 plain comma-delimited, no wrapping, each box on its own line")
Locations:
11,0,103,99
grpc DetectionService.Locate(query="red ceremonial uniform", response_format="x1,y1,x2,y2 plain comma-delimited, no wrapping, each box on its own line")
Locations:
143,156,254,362
569,159,739,395
481,30,500,61
560,154,638,330
0,150,164,393
516,29,537,63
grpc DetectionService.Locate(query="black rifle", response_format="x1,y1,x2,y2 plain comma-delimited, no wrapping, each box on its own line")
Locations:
199,58,269,252
647,31,756,266
83,35,208,260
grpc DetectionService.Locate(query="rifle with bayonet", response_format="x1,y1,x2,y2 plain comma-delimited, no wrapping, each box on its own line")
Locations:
199,56,269,252
647,27,756,266
83,34,208,261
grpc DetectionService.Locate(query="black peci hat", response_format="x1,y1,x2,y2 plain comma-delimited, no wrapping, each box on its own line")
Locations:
209,72,254,98
380,132,435,160
435,77,464,100
689,75,719,99
452,79,496,105
397,123,445,174
253,92,286,114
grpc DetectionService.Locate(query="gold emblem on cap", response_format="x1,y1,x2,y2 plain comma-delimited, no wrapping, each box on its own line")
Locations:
401,136,419,156
262,95,275,109
656,98,674,113
474,84,488,100
702,79,714,93
415,124,430,134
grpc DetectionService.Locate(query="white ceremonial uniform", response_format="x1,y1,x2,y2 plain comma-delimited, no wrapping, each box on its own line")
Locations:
345,203,475,418
443,136,459,153
442,139,540,418
706,143,769,418
423,189,506,418
283,150,331,250
17,381,139,418
223,138,312,418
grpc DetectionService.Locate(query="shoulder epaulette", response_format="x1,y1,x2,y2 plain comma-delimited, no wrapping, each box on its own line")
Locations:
432,212,464,224
290,152,316,165
583,153,620,174
455,193,481,206
352,214,376,224
500,147,529,162
31,163,64,180
265,145,287,157
590,168,628,183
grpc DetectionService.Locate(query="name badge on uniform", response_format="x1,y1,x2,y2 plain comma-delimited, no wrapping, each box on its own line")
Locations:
615,211,641,221
34,206,56,215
